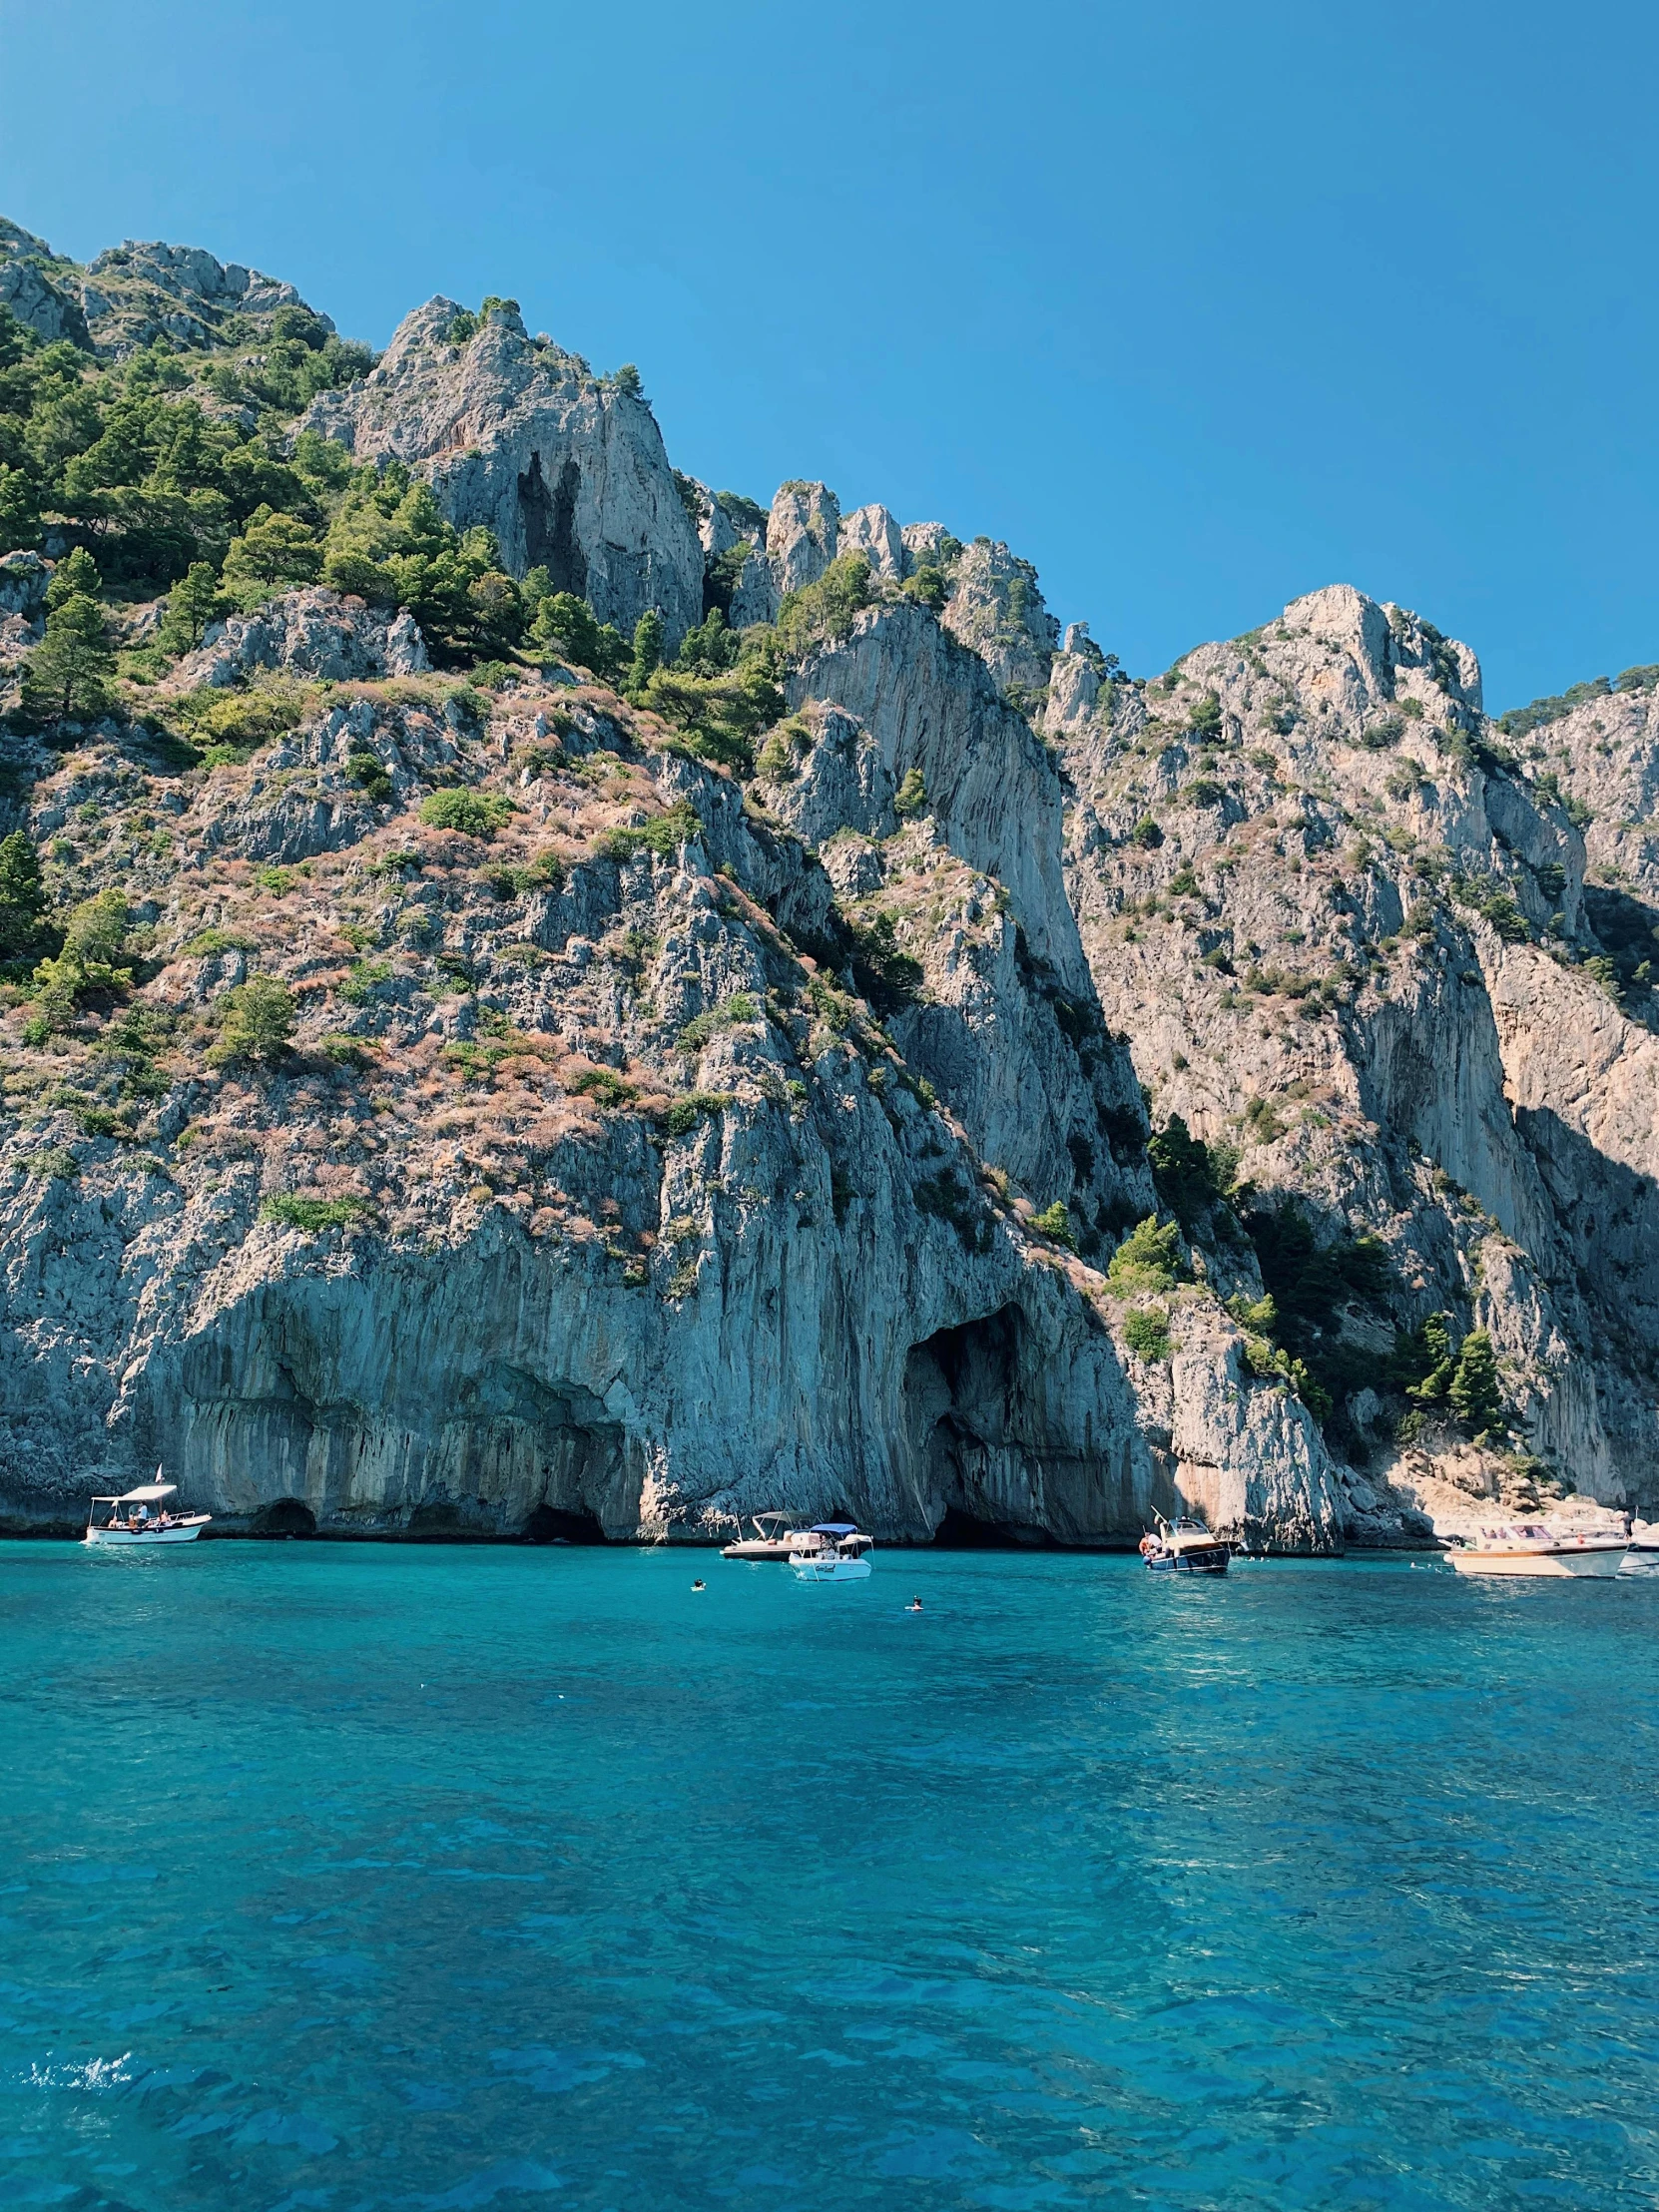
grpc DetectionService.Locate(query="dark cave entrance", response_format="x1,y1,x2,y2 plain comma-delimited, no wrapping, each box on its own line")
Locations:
247,1496,317,1537
518,451,587,598
904,1307,1055,1546
521,1501,608,1544
930,1504,1054,1550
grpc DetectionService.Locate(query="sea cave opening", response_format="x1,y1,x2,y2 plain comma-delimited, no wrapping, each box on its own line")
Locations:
247,1496,317,1537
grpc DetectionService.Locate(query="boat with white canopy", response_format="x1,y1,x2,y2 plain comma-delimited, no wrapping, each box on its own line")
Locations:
721,1513,807,1561
85,1474,211,1547
790,1523,874,1582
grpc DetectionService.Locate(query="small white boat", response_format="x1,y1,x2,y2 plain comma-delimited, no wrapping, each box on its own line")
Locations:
1139,1514,1230,1575
790,1523,874,1582
85,1475,211,1547
721,1512,807,1562
1448,1522,1627,1578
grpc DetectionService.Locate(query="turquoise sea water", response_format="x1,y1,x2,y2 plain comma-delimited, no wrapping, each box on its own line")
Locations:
2,1544,1657,2211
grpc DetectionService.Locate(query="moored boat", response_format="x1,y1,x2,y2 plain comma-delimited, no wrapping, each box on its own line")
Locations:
1447,1522,1628,1577
85,1475,211,1547
1140,1514,1230,1575
721,1512,806,1561
790,1523,874,1582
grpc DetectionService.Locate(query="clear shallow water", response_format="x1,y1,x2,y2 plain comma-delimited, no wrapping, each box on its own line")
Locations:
2,1545,1658,2212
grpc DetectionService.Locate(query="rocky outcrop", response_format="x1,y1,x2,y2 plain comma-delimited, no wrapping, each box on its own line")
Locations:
0,221,91,349
305,300,704,642
1056,579,1659,1533
766,481,840,595
837,502,904,580
80,240,326,356
942,538,1058,698
167,587,429,690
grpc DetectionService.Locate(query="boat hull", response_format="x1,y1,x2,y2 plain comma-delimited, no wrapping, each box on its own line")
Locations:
791,1557,872,1582
1450,1545,1627,1578
1146,1546,1230,1575
721,1541,796,1561
85,1518,211,1547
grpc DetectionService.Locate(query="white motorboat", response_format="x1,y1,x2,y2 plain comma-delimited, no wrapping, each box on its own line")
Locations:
1448,1522,1627,1578
790,1523,874,1582
721,1512,807,1561
1139,1514,1230,1575
85,1476,211,1547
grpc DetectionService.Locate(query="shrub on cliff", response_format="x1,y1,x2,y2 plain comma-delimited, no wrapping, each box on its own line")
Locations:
1123,1306,1171,1362
637,664,784,774
677,993,759,1053
1148,1115,1236,1228
628,609,664,693
169,678,312,762
1106,1215,1182,1294
221,504,324,601
776,554,871,662
44,547,102,609
29,889,132,1028
419,788,515,837
1032,1200,1077,1251
594,800,702,863
893,769,927,819
674,607,742,678
262,1193,369,1232
208,976,295,1067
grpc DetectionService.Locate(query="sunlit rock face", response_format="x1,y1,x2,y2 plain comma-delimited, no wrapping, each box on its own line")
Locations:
306,299,704,645
0,224,1651,1551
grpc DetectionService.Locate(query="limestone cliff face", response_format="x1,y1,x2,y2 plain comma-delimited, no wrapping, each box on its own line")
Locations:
0,621,1338,1549
0,218,1645,1552
1053,580,1659,1532
306,300,705,642
0,222,91,350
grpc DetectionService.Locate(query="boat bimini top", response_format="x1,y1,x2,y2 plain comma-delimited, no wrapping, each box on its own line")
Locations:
89,1482,177,1505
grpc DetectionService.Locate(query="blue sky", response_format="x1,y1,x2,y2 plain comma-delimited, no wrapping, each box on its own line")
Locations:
0,0,1652,710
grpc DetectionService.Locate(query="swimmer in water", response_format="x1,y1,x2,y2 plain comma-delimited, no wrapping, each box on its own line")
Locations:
905,1596,922,1611
692,1578,706,1591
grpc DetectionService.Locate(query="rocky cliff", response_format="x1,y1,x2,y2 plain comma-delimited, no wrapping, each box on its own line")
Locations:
0,213,1646,1547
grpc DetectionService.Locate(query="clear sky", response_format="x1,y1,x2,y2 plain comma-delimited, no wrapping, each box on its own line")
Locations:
0,0,1652,711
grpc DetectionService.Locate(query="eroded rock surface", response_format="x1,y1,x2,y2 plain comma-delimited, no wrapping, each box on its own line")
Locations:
306,300,704,642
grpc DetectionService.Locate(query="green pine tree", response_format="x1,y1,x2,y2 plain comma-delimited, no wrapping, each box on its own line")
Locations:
0,830,48,959
21,593,115,721
1406,1313,1456,1404
1449,1329,1505,1435
158,561,229,656
44,546,101,610
628,608,664,694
